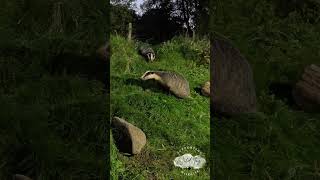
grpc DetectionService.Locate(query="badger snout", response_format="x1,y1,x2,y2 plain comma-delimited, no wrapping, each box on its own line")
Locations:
146,53,155,61
140,72,149,80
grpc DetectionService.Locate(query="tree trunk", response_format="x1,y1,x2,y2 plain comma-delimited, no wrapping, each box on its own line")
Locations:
185,0,192,34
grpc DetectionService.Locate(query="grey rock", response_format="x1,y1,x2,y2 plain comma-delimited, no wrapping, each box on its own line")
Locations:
111,117,146,155
293,64,320,112
201,81,210,97
211,38,257,116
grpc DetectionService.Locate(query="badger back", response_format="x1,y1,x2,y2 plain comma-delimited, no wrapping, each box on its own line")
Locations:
160,72,190,98
140,47,154,54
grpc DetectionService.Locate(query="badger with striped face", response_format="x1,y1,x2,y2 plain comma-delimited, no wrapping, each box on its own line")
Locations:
140,71,190,98
139,47,155,61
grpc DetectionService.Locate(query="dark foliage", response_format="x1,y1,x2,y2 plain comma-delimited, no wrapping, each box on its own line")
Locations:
135,8,183,44
209,0,320,179
110,0,209,44
0,0,109,179
110,3,137,36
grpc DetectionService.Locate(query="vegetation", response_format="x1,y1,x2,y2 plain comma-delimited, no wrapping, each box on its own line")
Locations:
1,0,320,179
110,35,210,179
110,0,209,43
210,0,320,179
0,0,109,179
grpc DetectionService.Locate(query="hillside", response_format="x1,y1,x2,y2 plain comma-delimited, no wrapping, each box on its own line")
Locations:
110,35,210,179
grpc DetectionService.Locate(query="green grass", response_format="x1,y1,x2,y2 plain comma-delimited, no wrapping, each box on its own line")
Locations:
0,76,108,179
110,35,210,179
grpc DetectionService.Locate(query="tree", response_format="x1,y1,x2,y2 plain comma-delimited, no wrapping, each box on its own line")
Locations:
110,3,137,36
140,0,209,36
135,6,183,43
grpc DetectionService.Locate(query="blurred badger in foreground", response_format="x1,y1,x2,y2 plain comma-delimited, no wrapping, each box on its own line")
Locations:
49,42,110,91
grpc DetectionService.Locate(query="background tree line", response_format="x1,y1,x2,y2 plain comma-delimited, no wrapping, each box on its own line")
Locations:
111,0,320,44
110,0,209,44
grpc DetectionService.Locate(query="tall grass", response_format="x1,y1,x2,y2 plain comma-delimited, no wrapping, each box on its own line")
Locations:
0,1,109,179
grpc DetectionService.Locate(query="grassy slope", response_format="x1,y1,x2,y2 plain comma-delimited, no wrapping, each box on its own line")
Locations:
110,35,210,179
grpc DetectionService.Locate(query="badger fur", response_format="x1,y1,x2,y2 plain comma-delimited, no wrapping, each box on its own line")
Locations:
140,71,190,98
139,46,155,61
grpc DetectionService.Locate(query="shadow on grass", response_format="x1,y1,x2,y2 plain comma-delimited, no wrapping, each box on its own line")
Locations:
268,82,301,110
111,126,134,157
194,86,202,95
125,78,170,95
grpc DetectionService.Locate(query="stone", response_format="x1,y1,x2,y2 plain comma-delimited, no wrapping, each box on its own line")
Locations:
111,117,146,155
292,64,320,112
201,81,210,97
210,38,257,116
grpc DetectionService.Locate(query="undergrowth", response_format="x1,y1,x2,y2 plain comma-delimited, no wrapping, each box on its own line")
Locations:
211,0,320,179
0,0,109,179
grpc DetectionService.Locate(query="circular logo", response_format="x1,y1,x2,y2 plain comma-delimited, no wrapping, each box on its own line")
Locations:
173,146,206,176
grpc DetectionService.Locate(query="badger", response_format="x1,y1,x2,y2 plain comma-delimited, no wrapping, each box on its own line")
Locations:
139,46,155,61
140,71,190,98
